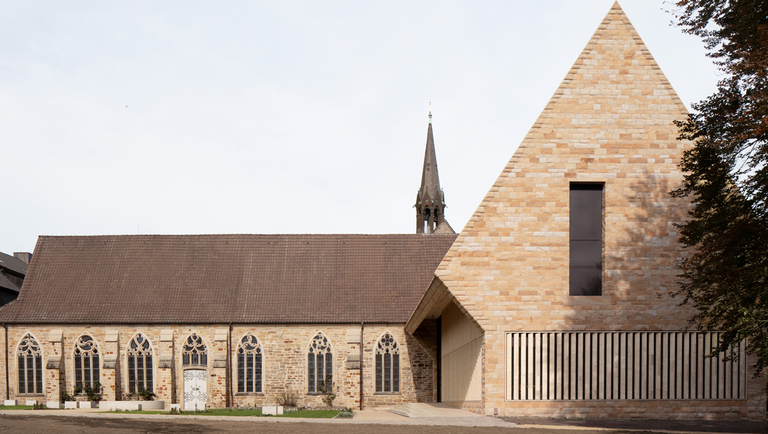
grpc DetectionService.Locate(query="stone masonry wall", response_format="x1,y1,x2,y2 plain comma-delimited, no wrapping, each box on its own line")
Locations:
3,323,434,410
431,4,766,420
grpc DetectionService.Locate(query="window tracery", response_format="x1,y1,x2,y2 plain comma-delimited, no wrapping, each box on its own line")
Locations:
182,333,207,366
74,335,100,388
375,332,400,393
236,334,263,393
17,333,43,394
127,333,153,393
307,333,332,393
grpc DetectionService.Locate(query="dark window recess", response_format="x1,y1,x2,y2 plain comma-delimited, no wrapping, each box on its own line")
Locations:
570,183,603,296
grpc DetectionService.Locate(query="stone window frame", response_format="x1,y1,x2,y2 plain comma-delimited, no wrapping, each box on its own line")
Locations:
235,333,264,395
181,332,208,368
307,331,333,395
73,334,101,391
126,333,154,394
374,331,401,394
16,332,44,396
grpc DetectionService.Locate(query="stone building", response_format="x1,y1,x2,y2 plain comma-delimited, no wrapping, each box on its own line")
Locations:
406,2,765,420
0,2,765,420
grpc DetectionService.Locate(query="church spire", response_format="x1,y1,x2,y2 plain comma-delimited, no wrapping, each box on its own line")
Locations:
415,106,448,234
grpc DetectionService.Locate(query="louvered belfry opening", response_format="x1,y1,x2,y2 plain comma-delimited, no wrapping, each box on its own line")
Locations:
506,331,747,401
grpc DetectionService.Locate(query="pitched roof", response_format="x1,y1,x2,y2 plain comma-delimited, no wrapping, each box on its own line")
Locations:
0,273,20,294
0,234,456,324
408,2,692,333
0,251,29,276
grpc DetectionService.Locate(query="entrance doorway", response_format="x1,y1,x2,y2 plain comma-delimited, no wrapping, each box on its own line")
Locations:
183,369,207,410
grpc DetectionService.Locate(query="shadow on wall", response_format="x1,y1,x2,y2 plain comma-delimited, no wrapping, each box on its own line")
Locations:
405,329,436,403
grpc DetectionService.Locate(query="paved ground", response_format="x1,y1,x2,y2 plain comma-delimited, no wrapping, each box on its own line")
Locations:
505,417,768,434
0,405,766,434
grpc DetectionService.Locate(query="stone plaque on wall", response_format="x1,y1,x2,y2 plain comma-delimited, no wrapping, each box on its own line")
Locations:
346,353,360,370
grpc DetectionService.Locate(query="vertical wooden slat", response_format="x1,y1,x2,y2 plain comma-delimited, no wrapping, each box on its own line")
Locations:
634,333,641,400
570,333,577,400
514,333,519,400
739,339,746,399
509,333,516,400
504,333,514,401
696,333,704,400
721,340,733,399
527,333,534,400
556,333,563,400
548,333,555,400
657,333,663,399
589,333,603,399
619,332,626,400
537,333,543,400
683,333,690,399
576,333,584,400
704,332,711,399
661,332,669,399
612,333,619,400
598,332,605,400
643,333,656,399
676,332,683,400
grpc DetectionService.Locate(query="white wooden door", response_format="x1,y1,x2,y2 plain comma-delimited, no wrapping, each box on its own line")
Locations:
183,369,207,410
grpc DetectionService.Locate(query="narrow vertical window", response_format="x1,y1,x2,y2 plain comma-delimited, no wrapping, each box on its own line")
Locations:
570,183,604,296
236,335,263,393
182,333,207,367
17,334,43,394
127,334,153,393
74,335,100,389
375,332,400,393
308,333,332,393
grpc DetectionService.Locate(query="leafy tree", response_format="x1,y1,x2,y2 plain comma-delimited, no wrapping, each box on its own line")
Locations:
671,0,768,372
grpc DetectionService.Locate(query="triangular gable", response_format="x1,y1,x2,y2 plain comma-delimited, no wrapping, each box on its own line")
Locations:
408,2,692,333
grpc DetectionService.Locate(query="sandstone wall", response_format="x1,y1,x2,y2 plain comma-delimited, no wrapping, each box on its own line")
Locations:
2,323,434,410
430,3,766,420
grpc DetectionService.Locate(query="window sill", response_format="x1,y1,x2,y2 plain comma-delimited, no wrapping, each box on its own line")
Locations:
373,392,401,395
234,392,264,396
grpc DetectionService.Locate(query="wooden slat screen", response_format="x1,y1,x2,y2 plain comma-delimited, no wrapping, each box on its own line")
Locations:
505,331,746,401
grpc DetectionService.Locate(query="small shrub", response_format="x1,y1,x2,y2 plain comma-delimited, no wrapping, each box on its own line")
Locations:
277,388,299,407
60,391,73,402
137,387,156,401
84,382,102,402
337,408,354,418
319,379,336,407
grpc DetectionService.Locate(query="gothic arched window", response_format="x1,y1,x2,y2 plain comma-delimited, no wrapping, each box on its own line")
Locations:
74,335,100,388
182,333,207,366
237,334,263,393
375,332,400,393
307,333,332,393
127,334,153,393
17,333,43,394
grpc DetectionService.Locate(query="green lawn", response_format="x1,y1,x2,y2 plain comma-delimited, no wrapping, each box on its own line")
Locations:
276,410,339,418
0,405,35,410
105,408,340,418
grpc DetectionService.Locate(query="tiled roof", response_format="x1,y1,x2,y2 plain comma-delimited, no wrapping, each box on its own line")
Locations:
0,251,28,276
0,272,20,293
0,234,456,324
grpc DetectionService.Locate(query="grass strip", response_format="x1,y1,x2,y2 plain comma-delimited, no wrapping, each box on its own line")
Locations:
103,408,340,418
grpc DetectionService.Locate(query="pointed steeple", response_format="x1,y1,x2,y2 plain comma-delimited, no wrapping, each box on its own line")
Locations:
415,106,450,234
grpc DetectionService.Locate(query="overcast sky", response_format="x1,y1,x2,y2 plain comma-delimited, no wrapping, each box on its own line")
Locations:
1,0,719,254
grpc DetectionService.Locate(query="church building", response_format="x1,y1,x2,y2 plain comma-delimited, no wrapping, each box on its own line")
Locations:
0,3,765,420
